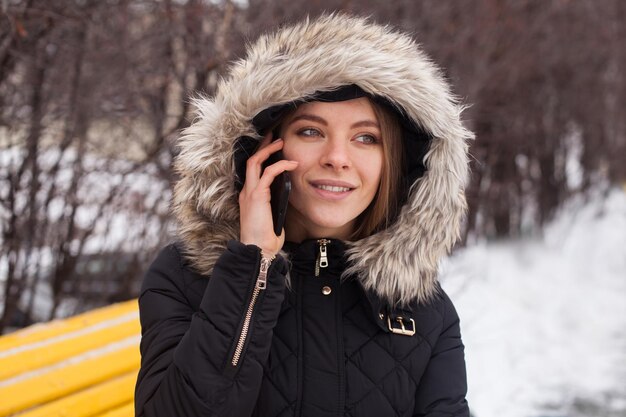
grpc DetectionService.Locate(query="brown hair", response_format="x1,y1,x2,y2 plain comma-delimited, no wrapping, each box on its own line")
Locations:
350,100,403,240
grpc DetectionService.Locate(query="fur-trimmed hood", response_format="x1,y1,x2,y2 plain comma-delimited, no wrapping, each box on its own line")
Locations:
172,14,472,306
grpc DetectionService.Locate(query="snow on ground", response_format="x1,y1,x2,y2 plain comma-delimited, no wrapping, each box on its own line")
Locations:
441,187,626,417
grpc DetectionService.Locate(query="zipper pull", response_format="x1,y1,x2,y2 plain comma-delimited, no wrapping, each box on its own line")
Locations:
315,239,330,277
232,254,274,368
256,257,272,289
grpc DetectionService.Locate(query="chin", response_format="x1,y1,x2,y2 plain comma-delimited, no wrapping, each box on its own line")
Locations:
304,213,355,235
287,202,363,239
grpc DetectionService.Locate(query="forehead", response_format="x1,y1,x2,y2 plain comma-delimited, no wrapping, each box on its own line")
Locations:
292,97,378,120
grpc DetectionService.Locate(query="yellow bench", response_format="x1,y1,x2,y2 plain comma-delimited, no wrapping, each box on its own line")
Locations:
0,300,140,417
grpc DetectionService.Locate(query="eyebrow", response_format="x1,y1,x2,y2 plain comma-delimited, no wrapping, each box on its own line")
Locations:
287,114,380,129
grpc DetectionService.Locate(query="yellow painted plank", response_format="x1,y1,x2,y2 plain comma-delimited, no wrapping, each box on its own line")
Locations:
0,316,140,380
94,402,134,417
0,337,140,417
14,371,137,417
0,300,138,351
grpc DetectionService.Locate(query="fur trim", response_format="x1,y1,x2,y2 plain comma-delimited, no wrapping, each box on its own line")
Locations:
172,14,472,306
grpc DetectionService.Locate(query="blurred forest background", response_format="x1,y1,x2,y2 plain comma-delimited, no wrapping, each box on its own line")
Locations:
1,0,625,333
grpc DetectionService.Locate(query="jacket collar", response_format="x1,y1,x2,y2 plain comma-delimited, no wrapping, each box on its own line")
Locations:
284,238,416,333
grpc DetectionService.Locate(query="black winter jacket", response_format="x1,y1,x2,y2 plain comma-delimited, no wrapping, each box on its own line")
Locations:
135,14,474,417
135,240,468,417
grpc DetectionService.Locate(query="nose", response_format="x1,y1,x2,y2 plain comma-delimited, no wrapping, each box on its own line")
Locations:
320,137,352,171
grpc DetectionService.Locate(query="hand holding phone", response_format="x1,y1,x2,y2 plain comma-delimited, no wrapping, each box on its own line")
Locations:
238,132,296,256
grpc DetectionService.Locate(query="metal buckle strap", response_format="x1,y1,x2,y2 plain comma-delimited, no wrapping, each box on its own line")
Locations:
386,315,416,336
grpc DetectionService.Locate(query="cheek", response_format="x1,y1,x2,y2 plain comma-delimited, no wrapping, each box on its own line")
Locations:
282,144,307,184
282,142,312,170
365,152,384,187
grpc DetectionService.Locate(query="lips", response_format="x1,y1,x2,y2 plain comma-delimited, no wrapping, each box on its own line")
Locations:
315,184,351,192
308,180,356,200
310,180,356,193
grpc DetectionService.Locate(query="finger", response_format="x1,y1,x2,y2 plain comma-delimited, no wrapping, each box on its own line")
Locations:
258,136,284,154
257,130,283,152
245,139,284,184
257,160,298,189
249,137,283,165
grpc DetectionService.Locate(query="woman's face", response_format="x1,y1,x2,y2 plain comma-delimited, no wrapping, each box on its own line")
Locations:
281,97,384,241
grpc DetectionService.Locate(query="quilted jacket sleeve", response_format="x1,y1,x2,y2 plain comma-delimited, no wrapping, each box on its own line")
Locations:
413,290,470,417
134,241,287,417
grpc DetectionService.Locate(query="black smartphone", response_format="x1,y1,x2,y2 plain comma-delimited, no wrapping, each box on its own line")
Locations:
262,141,291,236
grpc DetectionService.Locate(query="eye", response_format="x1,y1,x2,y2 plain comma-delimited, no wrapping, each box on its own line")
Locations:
297,128,322,137
354,134,379,145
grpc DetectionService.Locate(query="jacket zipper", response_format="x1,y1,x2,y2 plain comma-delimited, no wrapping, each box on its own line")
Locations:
314,239,330,277
231,256,272,367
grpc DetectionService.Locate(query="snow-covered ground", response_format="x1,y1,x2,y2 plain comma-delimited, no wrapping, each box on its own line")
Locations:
441,187,626,417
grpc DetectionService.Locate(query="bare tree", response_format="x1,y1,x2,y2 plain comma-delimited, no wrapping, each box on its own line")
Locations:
1,0,624,331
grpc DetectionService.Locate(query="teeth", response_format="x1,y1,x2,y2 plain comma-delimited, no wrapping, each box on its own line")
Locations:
315,184,351,192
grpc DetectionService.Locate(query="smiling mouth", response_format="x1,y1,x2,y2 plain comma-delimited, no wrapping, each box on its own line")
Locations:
314,184,353,193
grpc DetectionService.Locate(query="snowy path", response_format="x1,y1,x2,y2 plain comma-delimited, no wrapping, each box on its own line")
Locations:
442,188,626,417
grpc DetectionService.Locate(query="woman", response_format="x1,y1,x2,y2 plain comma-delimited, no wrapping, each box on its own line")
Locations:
135,14,472,417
